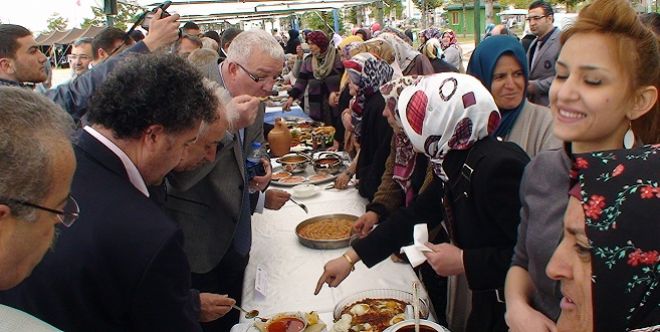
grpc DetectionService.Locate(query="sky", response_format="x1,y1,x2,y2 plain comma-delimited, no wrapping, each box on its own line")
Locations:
0,0,101,34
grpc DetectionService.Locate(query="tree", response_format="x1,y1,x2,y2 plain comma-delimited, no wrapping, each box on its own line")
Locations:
46,13,68,32
552,0,581,12
499,0,532,9
80,1,143,30
485,0,494,24
383,0,404,19
411,0,444,28
301,11,345,35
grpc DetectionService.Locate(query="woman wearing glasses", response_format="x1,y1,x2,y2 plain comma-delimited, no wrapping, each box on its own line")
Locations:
283,30,344,125
504,0,659,331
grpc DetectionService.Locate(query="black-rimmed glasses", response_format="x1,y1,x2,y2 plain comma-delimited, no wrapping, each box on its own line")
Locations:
526,15,548,21
235,62,274,84
0,195,80,227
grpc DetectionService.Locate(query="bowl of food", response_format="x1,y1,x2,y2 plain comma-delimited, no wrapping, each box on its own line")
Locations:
385,319,450,332
276,153,311,173
291,184,320,198
333,289,430,332
295,214,357,249
253,312,309,332
313,152,343,174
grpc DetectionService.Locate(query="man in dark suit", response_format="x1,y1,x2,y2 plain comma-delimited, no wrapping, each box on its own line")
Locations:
166,29,289,331
0,54,223,331
526,0,561,106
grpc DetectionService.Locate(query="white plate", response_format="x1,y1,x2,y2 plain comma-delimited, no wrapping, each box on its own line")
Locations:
291,184,321,199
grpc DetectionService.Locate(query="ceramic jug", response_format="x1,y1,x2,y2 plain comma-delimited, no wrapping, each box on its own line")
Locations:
268,118,292,157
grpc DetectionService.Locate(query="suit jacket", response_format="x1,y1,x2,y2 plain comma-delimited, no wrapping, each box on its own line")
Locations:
526,27,561,106
166,101,266,273
0,131,200,332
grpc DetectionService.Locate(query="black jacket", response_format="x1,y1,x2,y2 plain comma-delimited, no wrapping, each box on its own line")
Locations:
0,131,201,332
356,92,392,201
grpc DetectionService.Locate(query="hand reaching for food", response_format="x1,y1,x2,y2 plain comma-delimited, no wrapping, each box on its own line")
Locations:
198,293,235,322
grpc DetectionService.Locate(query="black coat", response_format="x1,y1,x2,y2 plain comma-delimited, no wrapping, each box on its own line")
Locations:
356,92,392,201
0,131,200,332
353,137,529,332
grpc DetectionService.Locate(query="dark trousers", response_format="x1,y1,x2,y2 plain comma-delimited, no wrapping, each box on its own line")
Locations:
191,247,249,332
467,291,507,332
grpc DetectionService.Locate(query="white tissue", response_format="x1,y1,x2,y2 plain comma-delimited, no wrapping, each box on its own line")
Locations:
400,224,433,268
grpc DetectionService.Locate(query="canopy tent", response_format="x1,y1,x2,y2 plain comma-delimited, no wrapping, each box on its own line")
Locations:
35,26,106,46
138,0,377,23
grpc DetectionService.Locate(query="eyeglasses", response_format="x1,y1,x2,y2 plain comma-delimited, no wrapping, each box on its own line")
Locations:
235,62,274,84
526,15,548,21
1,195,80,227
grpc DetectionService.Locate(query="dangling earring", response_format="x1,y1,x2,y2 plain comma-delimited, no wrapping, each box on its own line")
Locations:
623,122,635,149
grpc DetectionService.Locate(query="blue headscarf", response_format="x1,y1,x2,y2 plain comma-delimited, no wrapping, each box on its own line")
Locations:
467,35,528,138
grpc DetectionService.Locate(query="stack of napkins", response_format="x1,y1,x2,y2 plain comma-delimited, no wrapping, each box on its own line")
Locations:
400,224,433,268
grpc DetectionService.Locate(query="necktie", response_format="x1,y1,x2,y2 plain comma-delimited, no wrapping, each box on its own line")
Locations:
232,133,252,256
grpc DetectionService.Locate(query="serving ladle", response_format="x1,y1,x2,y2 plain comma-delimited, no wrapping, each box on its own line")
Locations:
231,304,267,322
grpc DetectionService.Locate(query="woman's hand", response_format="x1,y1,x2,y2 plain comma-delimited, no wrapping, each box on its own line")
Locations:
282,97,294,111
423,242,465,277
314,254,356,295
334,171,352,190
505,301,557,332
353,211,379,238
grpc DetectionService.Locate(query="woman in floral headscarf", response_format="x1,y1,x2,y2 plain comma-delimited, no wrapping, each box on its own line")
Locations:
332,52,395,200
547,145,659,332
441,29,464,72
422,38,459,73
283,30,343,124
316,73,530,332
504,1,659,331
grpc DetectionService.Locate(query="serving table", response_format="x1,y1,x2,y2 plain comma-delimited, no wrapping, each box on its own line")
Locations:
230,175,432,331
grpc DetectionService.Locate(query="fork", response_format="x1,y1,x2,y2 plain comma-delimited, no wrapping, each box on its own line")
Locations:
289,197,308,214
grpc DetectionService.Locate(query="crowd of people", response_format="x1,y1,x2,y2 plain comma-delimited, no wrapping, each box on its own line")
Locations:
0,0,658,331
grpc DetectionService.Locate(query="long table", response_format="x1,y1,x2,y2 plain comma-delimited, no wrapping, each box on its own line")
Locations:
230,179,432,331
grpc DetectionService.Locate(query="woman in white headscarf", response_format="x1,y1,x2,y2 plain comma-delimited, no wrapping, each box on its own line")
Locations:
316,73,530,332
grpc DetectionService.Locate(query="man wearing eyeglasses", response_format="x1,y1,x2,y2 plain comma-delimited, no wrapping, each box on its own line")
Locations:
68,37,93,79
526,0,561,107
166,29,288,332
0,87,77,330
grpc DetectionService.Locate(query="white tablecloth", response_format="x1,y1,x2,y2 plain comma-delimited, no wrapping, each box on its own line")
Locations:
230,184,431,331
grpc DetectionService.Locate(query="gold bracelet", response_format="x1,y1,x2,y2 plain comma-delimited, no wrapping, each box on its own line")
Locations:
342,253,356,271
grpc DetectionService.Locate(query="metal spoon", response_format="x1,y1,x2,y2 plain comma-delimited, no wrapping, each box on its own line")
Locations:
231,304,267,322
289,197,308,214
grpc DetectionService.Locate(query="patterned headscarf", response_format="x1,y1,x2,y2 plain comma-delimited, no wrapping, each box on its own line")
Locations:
467,35,529,138
376,33,420,74
380,27,413,45
380,76,424,206
396,73,501,180
306,30,329,53
423,27,443,41
571,145,660,331
422,38,442,60
338,35,364,90
343,52,394,138
441,29,458,50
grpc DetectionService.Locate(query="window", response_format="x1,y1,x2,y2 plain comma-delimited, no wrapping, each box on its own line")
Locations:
452,12,459,25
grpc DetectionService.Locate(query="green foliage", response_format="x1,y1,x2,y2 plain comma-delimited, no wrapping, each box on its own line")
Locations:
46,13,69,32
411,0,444,12
384,0,404,19
301,11,345,35
80,1,143,30
498,0,532,9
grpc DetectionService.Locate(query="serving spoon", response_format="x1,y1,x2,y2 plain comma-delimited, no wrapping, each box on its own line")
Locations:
231,304,267,322
289,197,309,214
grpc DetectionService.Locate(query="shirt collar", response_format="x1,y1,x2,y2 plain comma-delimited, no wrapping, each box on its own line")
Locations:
83,126,150,197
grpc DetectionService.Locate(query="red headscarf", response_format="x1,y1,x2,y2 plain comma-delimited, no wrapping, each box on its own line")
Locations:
306,30,329,53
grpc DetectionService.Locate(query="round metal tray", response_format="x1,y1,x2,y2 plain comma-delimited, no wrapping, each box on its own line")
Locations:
295,214,358,249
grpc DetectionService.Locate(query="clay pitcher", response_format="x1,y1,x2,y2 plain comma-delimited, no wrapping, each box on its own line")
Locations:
268,118,292,157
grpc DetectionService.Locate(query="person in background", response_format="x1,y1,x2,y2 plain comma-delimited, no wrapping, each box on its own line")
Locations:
525,0,561,106
201,37,219,51
284,29,301,54
421,37,458,73
0,87,76,331
354,28,371,41
283,30,343,125
0,24,48,87
440,29,464,72
547,145,660,332
504,0,659,331
467,35,560,158
218,28,242,62
203,30,221,48
129,29,145,43
91,26,133,66
182,21,201,36
0,54,220,332
68,37,93,79
177,33,203,57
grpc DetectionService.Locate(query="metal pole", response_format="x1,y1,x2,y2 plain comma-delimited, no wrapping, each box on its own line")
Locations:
473,0,480,46
376,0,384,26
333,9,340,33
